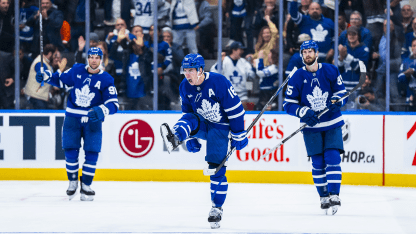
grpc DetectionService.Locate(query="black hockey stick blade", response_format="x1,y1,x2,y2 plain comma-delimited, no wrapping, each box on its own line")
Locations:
261,61,367,158
203,68,298,176
160,123,182,154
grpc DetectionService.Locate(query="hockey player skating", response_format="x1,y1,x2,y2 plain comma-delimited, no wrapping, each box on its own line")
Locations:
283,40,346,215
160,53,248,228
35,47,119,201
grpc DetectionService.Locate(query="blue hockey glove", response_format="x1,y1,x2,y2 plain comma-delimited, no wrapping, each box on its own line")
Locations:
88,105,109,122
186,138,201,153
328,96,343,112
297,106,319,127
231,130,248,150
35,70,52,84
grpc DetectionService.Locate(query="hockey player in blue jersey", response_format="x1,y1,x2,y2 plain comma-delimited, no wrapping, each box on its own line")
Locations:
283,40,347,215
35,47,119,201
160,53,248,229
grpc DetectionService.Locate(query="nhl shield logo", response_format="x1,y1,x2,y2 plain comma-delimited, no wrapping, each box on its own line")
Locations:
342,120,350,144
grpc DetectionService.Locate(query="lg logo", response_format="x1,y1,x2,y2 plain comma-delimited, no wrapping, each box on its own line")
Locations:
119,119,154,158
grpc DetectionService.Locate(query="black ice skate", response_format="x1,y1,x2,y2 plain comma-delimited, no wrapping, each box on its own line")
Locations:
208,207,223,229
329,194,341,215
160,123,181,153
66,180,78,200
320,196,330,215
80,182,95,201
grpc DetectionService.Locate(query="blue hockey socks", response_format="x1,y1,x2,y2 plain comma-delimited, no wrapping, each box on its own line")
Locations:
81,151,99,186
311,155,329,197
210,165,228,207
173,113,199,141
324,149,342,195
65,149,80,181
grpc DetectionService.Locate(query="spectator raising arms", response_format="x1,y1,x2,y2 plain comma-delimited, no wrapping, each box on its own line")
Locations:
248,15,278,67
289,0,335,63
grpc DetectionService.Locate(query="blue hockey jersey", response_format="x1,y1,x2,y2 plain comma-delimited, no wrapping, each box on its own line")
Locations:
49,64,119,118
338,43,369,91
256,58,278,90
20,5,39,42
290,1,334,55
401,31,415,59
283,63,347,132
285,53,304,78
144,40,172,69
179,72,245,133
398,56,416,99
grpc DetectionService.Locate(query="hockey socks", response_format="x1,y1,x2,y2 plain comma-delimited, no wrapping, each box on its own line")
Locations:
210,166,228,207
81,151,99,186
65,149,80,181
324,149,342,195
311,155,329,197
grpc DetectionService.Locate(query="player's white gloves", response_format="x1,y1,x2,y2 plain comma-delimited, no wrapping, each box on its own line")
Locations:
297,106,319,127
88,105,109,122
231,130,248,150
35,70,52,83
186,138,201,153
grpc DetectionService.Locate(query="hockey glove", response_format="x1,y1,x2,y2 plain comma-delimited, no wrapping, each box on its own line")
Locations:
297,106,319,127
35,70,52,84
186,138,201,153
328,96,343,113
88,105,109,122
231,130,248,150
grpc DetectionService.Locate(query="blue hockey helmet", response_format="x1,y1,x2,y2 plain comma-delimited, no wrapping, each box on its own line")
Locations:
87,47,103,58
300,40,319,56
181,53,205,74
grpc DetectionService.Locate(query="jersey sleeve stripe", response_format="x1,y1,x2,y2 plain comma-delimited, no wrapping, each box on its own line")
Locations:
224,102,242,112
284,98,299,103
228,110,245,119
333,90,347,95
104,98,119,105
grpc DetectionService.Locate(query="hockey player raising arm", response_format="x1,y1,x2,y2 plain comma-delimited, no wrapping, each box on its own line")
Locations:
160,53,248,229
35,47,119,201
283,40,347,215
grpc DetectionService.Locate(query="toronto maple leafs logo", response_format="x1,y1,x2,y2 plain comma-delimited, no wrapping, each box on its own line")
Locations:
230,71,243,85
310,24,328,42
75,85,95,107
196,99,222,123
234,0,243,6
306,86,328,111
129,62,141,79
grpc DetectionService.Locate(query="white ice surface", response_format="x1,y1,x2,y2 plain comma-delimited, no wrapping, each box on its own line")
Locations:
0,181,415,234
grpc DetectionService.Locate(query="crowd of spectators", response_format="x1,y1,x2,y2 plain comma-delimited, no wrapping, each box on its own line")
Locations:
0,0,415,111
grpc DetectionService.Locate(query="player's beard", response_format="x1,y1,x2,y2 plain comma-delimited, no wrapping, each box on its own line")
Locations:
304,56,316,66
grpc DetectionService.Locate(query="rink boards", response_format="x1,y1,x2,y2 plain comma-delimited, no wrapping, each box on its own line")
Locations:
0,111,415,187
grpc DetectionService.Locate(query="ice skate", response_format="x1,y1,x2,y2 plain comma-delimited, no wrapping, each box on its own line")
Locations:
160,123,181,153
329,194,341,215
320,196,331,215
208,207,223,229
66,180,78,200
80,182,95,201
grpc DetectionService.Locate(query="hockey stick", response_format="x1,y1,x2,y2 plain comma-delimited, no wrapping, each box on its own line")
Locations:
202,68,298,176
260,61,367,159
36,0,44,92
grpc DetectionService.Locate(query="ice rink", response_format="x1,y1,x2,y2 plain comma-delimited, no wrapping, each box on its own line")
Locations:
0,181,415,234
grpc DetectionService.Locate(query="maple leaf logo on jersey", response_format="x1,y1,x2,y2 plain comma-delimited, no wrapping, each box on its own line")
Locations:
230,71,243,85
129,62,141,79
197,99,222,123
306,86,328,111
310,24,328,42
75,85,95,107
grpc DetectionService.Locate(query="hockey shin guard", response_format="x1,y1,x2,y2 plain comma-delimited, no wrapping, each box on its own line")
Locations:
324,149,342,195
210,166,228,207
173,113,200,141
311,155,329,197
65,149,80,181
81,151,99,186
